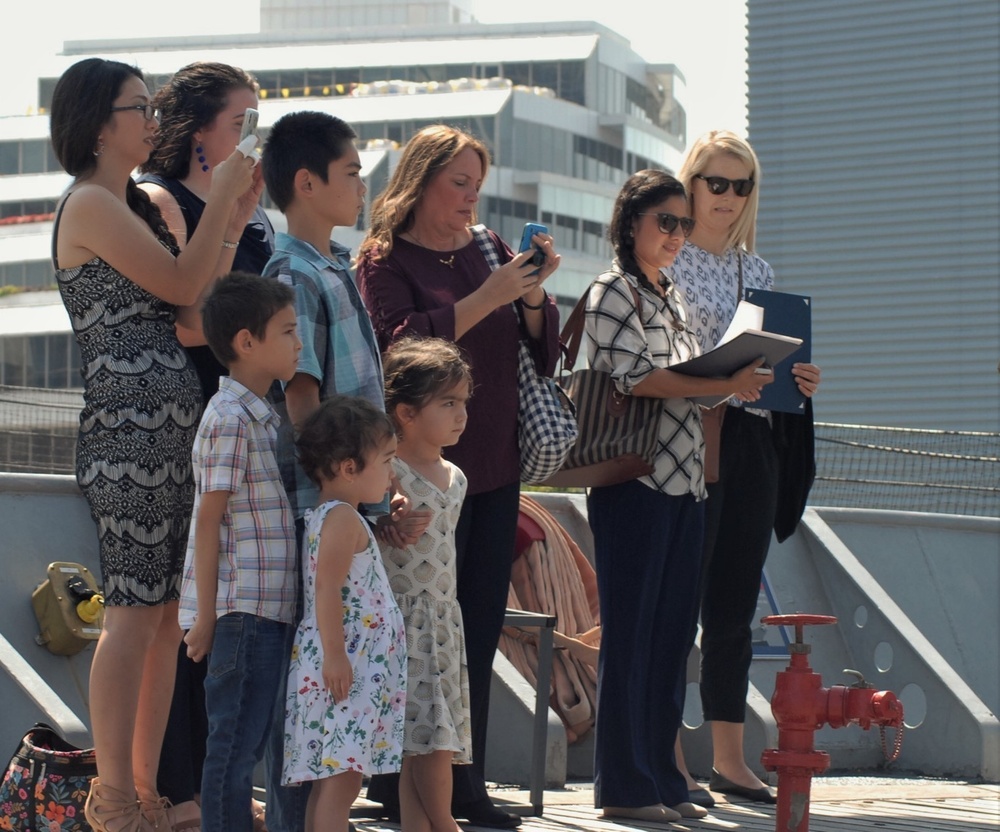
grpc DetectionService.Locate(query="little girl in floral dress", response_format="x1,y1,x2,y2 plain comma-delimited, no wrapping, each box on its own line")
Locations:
283,396,406,832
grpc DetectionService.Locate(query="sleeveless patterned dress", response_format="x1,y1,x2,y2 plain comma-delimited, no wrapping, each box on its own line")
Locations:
283,500,406,783
53,196,202,606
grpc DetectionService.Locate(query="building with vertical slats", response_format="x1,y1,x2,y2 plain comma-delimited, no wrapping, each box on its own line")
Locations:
747,0,999,431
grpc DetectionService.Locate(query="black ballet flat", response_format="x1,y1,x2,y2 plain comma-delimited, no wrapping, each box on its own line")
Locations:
709,769,777,804
688,786,716,808
454,797,523,828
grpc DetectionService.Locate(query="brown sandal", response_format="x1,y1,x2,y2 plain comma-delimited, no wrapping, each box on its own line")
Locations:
140,795,202,832
85,778,153,832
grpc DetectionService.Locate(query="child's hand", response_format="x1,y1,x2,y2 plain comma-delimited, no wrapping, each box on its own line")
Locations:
184,617,215,663
376,507,433,547
323,652,353,703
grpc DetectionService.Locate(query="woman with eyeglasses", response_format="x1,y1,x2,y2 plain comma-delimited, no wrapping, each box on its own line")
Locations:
584,170,772,824
49,57,257,832
672,131,821,807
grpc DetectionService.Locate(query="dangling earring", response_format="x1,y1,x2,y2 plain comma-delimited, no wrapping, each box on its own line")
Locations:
196,145,209,173
92,139,104,157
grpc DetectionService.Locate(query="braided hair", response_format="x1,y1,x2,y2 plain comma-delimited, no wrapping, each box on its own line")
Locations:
608,169,687,296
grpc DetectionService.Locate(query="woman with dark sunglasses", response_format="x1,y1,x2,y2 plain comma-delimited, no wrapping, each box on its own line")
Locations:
584,170,772,824
673,131,822,806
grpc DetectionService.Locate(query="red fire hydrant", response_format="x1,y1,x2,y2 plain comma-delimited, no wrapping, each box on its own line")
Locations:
760,614,904,832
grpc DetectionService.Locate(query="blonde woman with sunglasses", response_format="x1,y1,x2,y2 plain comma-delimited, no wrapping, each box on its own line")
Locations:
673,131,822,807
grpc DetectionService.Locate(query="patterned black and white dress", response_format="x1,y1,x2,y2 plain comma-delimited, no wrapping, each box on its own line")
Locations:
53,198,202,606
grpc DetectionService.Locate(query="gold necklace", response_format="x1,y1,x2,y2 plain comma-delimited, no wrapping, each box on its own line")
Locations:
407,229,457,268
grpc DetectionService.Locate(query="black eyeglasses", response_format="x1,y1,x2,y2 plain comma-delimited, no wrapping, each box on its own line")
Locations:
110,103,160,121
694,173,755,197
637,212,695,237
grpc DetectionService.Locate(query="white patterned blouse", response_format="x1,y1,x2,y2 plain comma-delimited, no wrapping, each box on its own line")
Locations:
671,241,776,417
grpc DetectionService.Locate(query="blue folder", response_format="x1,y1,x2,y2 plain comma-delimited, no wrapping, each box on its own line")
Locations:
743,288,812,414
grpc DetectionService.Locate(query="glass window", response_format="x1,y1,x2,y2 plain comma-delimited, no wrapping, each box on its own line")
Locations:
46,334,70,388
305,69,334,92
22,141,45,174
560,61,585,106
2,337,26,385
38,78,58,113
504,63,532,88
255,71,280,99
0,262,19,286
0,142,19,175
555,214,579,249
25,260,53,289
532,62,559,93
445,65,474,81
360,66,391,83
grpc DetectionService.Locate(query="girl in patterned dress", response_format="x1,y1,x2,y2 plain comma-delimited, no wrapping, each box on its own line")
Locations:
283,396,406,832
379,336,474,832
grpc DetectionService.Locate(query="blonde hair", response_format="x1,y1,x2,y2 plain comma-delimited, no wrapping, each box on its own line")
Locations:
678,130,762,252
359,125,490,262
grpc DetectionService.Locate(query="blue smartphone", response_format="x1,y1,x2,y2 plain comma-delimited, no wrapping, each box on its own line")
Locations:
518,222,548,269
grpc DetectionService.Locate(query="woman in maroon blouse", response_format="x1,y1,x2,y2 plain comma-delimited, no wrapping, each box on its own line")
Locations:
358,124,561,828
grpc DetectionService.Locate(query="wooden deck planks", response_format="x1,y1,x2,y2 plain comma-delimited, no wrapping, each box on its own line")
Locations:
351,783,999,832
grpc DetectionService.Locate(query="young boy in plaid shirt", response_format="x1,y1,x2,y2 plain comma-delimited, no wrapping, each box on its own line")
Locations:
178,271,302,830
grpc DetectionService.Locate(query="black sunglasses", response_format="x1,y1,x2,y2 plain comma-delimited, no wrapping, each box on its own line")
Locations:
637,212,695,237
695,173,755,197
110,103,160,121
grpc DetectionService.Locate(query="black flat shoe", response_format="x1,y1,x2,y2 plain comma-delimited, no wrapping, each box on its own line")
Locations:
687,786,716,808
454,798,522,828
709,769,777,804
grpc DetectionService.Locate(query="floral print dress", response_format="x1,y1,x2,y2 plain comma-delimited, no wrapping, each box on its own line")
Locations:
282,500,406,783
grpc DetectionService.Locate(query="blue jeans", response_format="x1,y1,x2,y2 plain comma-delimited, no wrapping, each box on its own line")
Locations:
201,613,291,832
264,518,310,832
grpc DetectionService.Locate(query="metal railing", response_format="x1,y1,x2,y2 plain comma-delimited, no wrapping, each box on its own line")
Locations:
1,385,996,518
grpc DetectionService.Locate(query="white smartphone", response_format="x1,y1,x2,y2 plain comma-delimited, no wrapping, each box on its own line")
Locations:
239,108,259,142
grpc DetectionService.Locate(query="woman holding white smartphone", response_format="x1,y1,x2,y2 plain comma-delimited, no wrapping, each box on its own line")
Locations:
137,60,271,830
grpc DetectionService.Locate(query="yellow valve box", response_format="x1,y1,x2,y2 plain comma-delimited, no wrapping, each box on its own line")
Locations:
31,562,105,656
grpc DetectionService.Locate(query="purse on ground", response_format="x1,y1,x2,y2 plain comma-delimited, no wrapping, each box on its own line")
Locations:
539,273,661,489
0,722,97,831
469,224,579,484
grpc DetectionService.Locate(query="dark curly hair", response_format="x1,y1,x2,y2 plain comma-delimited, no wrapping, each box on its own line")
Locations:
609,169,688,295
382,335,472,430
50,58,174,247
296,396,395,487
141,61,258,179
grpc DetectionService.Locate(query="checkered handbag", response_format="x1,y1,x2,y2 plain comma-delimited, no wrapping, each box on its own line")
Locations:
469,225,579,483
